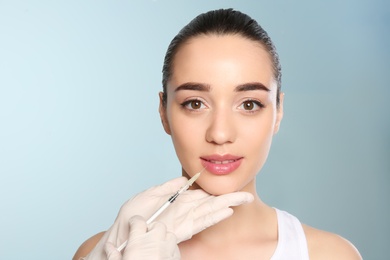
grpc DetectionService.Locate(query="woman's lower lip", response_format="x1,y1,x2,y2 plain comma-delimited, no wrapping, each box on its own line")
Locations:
201,158,242,175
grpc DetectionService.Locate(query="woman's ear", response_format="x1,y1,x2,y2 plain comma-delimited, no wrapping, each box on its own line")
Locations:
273,92,284,134
159,92,171,135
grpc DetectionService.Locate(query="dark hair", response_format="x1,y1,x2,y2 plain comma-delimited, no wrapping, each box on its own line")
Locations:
161,8,281,107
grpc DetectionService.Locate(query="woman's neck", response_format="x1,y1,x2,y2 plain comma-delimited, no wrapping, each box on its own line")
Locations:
197,195,275,242
178,179,279,259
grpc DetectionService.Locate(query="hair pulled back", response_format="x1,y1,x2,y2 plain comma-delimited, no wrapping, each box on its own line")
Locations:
162,8,282,106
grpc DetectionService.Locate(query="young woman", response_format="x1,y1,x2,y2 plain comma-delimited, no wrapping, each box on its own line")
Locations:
74,9,362,260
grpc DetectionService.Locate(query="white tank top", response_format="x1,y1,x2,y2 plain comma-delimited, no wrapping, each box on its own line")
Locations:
270,208,310,260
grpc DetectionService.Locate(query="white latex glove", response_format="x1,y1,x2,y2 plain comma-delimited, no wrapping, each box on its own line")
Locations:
84,176,253,259
105,216,180,260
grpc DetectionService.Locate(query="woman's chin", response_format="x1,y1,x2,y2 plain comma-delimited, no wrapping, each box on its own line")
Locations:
195,176,256,196
197,183,242,196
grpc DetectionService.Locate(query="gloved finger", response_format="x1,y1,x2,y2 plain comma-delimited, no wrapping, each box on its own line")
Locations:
165,230,178,244
194,192,254,215
104,242,122,260
147,221,168,240
165,231,180,259
113,216,147,251
114,180,187,240
172,244,181,260
217,191,254,207
128,215,148,238
122,177,188,211
175,188,211,203
189,192,253,235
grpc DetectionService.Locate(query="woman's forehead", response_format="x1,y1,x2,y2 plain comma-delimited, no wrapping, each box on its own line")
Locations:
170,34,275,89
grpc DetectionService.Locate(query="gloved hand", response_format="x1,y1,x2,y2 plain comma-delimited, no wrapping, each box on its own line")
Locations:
105,216,180,260
84,176,254,259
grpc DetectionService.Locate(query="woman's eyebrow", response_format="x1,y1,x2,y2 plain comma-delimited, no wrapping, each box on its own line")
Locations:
174,82,211,92
235,82,270,92
174,82,270,92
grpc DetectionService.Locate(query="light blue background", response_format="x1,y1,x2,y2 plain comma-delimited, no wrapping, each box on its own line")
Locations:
0,0,388,259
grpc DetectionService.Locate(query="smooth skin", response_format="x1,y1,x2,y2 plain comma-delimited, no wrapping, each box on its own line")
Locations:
73,34,361,259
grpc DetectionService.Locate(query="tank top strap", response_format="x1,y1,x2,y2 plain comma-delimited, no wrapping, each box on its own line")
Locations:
270,208,310,260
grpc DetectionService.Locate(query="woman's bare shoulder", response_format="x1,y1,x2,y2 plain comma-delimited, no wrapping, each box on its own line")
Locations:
302,224,362,260
72,231,106,260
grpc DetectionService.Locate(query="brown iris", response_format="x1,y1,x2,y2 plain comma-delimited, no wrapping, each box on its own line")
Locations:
243,101,254,110
190,100,202,109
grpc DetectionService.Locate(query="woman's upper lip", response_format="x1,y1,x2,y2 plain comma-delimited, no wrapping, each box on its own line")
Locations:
201,154,243,162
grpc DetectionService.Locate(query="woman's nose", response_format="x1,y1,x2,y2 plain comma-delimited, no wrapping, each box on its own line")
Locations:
205,110,236,145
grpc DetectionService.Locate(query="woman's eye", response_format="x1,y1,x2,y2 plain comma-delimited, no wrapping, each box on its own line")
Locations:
239,100,264,111
181,99,206,110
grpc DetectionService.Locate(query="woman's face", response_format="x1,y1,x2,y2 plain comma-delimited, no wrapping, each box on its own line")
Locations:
159,34,283,195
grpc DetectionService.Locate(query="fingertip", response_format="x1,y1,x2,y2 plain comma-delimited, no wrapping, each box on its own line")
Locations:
129,215,147,236
129,215,145,225
148,220,167,232
104,242,115,252
243,192,254,203
165,230,178,243
147,221,169,240
219,192,254,207
222,207,234,218
104,242,120,259
233,192,254,205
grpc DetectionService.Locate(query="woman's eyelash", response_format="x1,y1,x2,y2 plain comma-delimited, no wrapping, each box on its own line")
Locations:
240,99,265,110
180,99,264,112
180,99,205,110
249,100,265,108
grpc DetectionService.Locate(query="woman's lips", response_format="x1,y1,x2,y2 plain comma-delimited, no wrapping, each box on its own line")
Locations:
200,154,243,175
